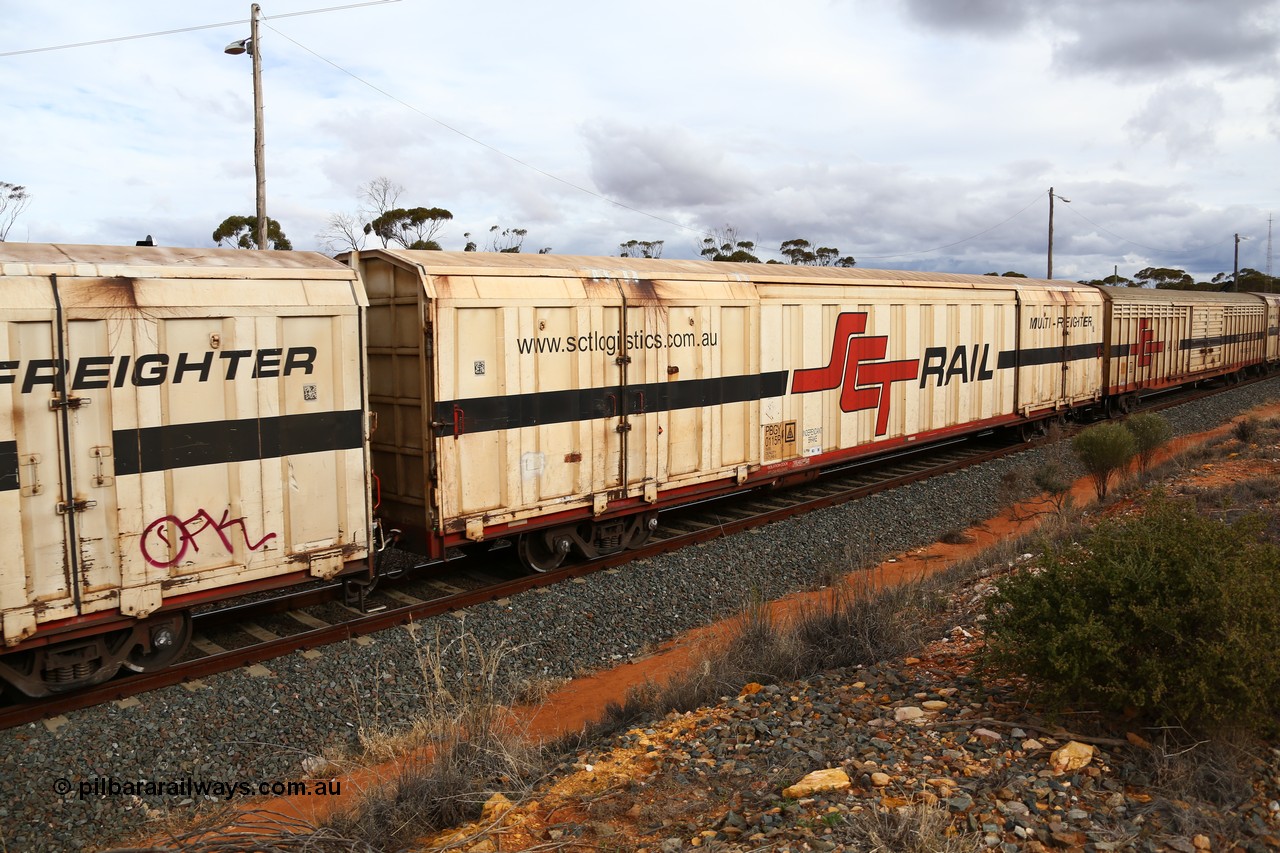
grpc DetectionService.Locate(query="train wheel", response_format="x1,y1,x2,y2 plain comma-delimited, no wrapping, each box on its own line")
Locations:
625,513,660,549
123,613,192,673
517,531,571,573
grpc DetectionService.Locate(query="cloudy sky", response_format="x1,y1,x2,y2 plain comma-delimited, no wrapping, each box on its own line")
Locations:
3,0,1277,281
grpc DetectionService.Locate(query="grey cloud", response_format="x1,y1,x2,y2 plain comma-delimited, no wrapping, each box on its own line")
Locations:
900,0,1034,36
582,121,747,209
1124,83,1225,161
1048,0,1279,76
900,0,1280,78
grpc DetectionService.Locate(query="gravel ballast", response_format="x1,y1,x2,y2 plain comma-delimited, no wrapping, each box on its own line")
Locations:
4,378,1279,852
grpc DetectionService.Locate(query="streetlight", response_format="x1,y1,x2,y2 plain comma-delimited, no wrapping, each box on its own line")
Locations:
1047,186,1070,279
224,3,267,250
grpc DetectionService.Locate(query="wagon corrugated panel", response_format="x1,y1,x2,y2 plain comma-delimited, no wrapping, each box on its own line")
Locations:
1098,287,1266,394
1009,282,1105,414
757,279,1026,468
356,252,1101,553
1255,293,1280,363
354,250,768,551
0,244,370,647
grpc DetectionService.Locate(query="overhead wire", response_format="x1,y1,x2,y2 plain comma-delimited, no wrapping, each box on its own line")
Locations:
1058,201,1230,256
0,1,402,57
857,193,1045,259
3,2,1041,253
4,5,1223,265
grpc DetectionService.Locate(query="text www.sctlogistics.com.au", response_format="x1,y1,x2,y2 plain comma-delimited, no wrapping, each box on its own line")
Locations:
54,775,341,801
516,329,720,356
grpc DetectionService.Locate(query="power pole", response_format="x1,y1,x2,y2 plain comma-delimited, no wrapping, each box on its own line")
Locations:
224,4,268,250
1267,214,1273,280
251,3,267,251
1234,233,1241,292
1047,187,1069,279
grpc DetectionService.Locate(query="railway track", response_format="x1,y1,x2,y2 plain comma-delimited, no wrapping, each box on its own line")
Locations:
0,373,1260,729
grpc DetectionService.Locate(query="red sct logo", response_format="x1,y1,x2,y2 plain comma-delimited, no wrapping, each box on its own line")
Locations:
790,312,919,436
1137,318,1164,367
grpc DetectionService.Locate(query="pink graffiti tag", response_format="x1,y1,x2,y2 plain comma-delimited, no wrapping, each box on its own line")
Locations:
141,509,277,569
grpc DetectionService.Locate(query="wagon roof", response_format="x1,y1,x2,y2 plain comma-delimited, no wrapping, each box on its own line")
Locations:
1097,284,1262,304
0,243,353,279
351,249,1094,291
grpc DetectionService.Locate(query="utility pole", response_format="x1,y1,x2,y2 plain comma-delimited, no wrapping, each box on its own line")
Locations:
1047,187,1069,279
1234,233,1241,292
226,5,267,249
1267,214,1273,280
251,3,266,251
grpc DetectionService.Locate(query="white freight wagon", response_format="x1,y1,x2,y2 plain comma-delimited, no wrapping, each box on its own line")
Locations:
1099,286,1267,408
0,244,372,696
351,252,1103,571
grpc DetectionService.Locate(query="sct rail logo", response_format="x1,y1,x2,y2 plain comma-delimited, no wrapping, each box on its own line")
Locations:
1137,318,1165,367
791,312,919,436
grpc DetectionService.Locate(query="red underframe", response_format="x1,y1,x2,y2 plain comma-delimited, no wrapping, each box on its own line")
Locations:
6,559,372,655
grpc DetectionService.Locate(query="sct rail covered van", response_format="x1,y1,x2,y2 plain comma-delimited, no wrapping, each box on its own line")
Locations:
0,244,372,696
351,251,1107,570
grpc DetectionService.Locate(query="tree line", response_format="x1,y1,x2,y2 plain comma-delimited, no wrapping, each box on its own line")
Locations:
4,175,1275,290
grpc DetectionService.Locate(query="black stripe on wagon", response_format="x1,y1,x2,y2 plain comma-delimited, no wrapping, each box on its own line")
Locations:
995,342,1103,370
1179,331,1266,350
434,371,790,437
113,409,364,476
0,439,17,493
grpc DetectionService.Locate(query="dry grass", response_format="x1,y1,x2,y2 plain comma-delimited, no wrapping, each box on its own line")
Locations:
1233,414,1261,443
321,624,546,850
830,803,982,852
100,806,375,852
594,565,948,737
1130,728,1267,841
938,528,974,545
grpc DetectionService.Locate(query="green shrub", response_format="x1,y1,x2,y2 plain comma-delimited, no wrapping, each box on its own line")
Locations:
983,498,1280,734
1124,412,1173,472
1033,458,1075,513
1072,421,1136,498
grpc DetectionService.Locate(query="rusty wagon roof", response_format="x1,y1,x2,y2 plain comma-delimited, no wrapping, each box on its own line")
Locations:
0,243,353,279
349,249,1094,291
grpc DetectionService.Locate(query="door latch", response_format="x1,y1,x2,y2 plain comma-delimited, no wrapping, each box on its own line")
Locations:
48,395,90,410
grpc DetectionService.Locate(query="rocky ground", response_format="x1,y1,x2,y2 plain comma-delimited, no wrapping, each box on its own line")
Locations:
421,439,1280,852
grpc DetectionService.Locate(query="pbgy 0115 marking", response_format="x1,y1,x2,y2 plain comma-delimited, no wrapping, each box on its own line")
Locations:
0,347,317,394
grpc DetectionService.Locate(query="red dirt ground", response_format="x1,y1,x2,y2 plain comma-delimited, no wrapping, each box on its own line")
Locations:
231,402,1280,835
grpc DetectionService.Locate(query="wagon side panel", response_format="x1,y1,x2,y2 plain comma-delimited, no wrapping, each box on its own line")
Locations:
0,279,70,646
